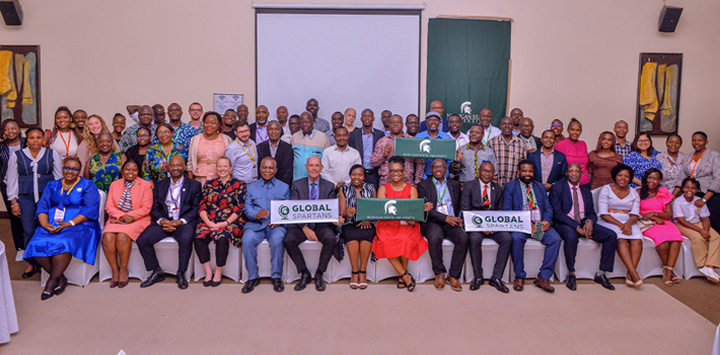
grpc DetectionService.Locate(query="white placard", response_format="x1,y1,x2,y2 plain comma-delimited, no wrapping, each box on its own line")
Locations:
213,93,244,114
270,199,339,225
463,211,532,233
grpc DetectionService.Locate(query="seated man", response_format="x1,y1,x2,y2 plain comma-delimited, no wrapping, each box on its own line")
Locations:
528,129,568,191
461,162,511,293
137,155,202,289
284,156,338,291
503,159,561,293
242,157,290,293
549,163,617,291
417,159,469,291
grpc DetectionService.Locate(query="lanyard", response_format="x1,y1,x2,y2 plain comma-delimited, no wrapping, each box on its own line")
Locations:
690,149,706,178
482,127,493,146
61,179,80,195
237,139,256,164
170,178,183,208
58,130,72,156
433,178,447,202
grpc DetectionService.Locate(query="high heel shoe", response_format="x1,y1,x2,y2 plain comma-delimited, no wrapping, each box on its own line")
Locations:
349,271,359,290
358,270,368,290
54,275,68,296
400,271,416,292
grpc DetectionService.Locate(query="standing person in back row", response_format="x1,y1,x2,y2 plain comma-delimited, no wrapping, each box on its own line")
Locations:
305,98,331,134
349,108,384,189
416,112,451,179
291,112,330,182
488,117,527,187
419,100,448,133
614,120,632,158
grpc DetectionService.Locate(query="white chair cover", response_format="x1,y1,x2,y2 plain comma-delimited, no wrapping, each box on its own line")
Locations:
680,237,703,279
555,239,628,281
240,240,288,283
637,237,666,279
98,242,149,282
283,241,331,283
192,243,241,282
0,242,19,344
328,244,378,282
463,238,511,283
510,238,555,280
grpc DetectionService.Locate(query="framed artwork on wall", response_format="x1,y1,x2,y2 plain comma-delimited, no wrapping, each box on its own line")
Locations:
636,52,682,136
1,45,40,128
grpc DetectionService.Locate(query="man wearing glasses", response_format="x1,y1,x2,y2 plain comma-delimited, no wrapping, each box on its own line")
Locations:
188,102,204,133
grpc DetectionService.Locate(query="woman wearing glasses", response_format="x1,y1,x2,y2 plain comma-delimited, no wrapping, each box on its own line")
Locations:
143,123,189,182
622,133,662,188
24,156,102,300
6,127,63,278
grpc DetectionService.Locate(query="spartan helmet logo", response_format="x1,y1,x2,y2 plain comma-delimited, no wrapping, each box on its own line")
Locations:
419,139,432,153
461,101,472,115
384,200,398,215
472,215,483,227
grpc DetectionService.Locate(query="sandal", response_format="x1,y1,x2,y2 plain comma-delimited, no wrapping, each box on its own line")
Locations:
358,270,368,290
397,277,406,289
626,272,635,287
350,271,359,290
662,266,674,287
400,271,416,292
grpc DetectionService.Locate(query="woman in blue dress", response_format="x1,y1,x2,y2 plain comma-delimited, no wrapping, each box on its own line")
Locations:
623,133,662,188
24,156,102,300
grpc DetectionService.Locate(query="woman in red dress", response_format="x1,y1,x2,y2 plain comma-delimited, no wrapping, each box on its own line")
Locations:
372,156,431,291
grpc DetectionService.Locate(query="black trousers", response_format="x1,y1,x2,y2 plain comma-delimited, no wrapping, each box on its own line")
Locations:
421,221,468,280
0,182,25,251
555,223,617,273
468,231,512,280
705,193,720,234
193,237,230,267
284,223,336,275
136,223,195,273
365,169,379,191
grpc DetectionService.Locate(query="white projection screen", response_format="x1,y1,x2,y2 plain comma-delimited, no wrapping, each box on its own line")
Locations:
256,7,421,129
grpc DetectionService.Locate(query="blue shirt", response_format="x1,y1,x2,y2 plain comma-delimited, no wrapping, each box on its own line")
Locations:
361,131,374,169
434,178,454,216
308,179,320,200
416,130,452,177
243,177,290,231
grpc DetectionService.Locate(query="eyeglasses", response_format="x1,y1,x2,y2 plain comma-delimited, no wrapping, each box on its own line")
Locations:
189,108,202,112
551,124,563,128
137,135,150,138
389,169,403,174
63,167,81,172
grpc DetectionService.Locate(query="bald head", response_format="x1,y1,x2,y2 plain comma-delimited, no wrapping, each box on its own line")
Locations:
256,105,269,125
430,100,444,116
305,155,323,181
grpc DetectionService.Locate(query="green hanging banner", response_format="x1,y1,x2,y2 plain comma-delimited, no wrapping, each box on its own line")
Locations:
356,198,425,222
395,137,455,160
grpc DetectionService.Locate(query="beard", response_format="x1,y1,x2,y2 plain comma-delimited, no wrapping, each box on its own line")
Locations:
520,176,534,185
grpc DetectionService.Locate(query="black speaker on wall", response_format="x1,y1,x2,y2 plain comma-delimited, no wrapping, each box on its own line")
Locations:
658,5,682,33
0,0,23,26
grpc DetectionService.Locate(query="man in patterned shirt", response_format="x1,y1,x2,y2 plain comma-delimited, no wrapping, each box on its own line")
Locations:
370,114,425,186
488,117,528,187
157,103,198,148
614,120,632,158
118,105,156,153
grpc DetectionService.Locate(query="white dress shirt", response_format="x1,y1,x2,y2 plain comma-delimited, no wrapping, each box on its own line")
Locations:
161,177,187,224
321,144,362,186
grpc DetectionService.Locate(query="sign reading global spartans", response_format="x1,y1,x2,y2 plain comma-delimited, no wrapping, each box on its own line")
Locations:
270,199,339,225
462,211,532,233
356,198,425,222
395,137,455,160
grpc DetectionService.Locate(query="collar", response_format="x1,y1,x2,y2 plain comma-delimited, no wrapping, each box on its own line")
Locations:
541,148,555,156
568,181,580,189
261,178,276,187
170,176,184,188
466,142,485,151
302,130,315,137
433,177,447,186
333,145,349,152
308,177,320,184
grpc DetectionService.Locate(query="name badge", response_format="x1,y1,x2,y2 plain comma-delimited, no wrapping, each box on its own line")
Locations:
531,209,541,222
437,204,449,215
53,208,66,222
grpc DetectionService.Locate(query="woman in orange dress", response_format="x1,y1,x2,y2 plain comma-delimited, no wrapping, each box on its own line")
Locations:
372,156,431,291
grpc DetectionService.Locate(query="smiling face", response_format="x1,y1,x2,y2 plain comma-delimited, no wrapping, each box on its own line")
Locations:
305,99,319,117
499,117,513,136
551,119,564,137
448,115,462,134
3,120,19,141
331,112,344,130
216,158,231,179
305,156,323,180
601,133,615,150
614,121,628,139
405,115,419,135
112,115,126,134
167,103,182,123
360,109,374,128
389,162,404,182
26,129,44,150
426,116,440,132
156,125,173,145
276,106,288,125
56,110,72,130
344,108,356,127
479,108,492,128
136,128,151,146
666,135,681,154
267,121,282,141
567,121,582,141
430,159,447,180
256,105,269,125
519,163,534,184
479,162,495,184
122,161,139,182
260,157,277,181
167,155,186,179
566,163,582,185
203,114,220,134
223,110,237,127
615,169,631,187
299,112,314,134
692,133,707,152
541,130,555,149
468,125,484,144
236,124,250,143
138,106,154,126
189,103,203,120
334,127,349,147
682,179,698,200
636,134,651,153
645,171,661,190
87,116,102,136
73,110,87,129
350,166,365,187
97,133,113,153
62,159,82,182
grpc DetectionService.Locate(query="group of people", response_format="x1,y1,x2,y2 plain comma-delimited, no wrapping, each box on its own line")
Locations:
1,98,719,301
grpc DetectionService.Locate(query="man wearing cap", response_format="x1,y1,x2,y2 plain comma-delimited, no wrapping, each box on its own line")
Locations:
416,112,452,179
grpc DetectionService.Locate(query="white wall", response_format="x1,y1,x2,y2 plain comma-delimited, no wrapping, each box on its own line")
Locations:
2,0,718,152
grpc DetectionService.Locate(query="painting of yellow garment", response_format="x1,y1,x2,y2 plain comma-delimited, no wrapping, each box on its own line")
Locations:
639,62,658,121
1,45,41,126
660,65,675,116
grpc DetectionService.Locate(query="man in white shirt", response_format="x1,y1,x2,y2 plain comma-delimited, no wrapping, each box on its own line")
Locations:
479,107,500,145
225,122,258,183
321,127,362,191
448,114,469,149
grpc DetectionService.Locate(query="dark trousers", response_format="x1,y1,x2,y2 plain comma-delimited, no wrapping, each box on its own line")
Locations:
421,221,468,279
16,194,38,248
283,223,336,274
555,223,617,273
365,169,379,191
468,231,512,280
136,223,195,273
0,182,25,250
193,237,230,267
706,194,720,234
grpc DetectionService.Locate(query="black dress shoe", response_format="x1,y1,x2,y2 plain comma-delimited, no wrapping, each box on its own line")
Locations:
272,278,285,292
211,279,222,287
54,275,68,296
469,278,483,291
242,278,259,293
566,274,577,291
203,280,212,287
315,271,326,291
594,273,615,290
176,272,189,290
140,270,165,288
294,271,312,291
22,266,39,279
489,277,510,293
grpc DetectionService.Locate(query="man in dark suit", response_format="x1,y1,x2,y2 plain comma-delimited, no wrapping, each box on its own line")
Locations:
348,108,385,189
284,156,338,292
257,121,293,186
528,129,568,191
137,155,202,289
549,163,617,291
249,105,271,144
417,159,468,291
461,161,511,293
503,159,561,293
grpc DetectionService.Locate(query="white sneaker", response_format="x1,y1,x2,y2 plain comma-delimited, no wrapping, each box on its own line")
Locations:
709,268,720,280
699,267,720,283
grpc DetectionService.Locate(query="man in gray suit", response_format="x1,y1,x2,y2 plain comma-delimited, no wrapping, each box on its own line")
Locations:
283,156,338,292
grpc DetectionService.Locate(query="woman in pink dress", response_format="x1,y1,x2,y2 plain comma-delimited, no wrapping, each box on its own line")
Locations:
102,160,153,288
187,112,232,185
638,168,684,286
554,118,590,189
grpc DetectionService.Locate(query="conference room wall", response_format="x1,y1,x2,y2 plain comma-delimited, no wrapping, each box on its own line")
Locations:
1,0,718,153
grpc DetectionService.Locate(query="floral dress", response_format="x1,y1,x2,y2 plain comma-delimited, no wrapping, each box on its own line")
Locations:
89,151,123,192
142,143,189,182
195,178,246,247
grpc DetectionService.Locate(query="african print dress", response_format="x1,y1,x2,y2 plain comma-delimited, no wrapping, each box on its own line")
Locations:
88,151,122,192
195,178,247,247
142,143,189,182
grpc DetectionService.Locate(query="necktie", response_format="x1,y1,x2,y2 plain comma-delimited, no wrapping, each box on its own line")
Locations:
572,186,581,223
482,184,490,207
310,182,317,200
525,185,534,209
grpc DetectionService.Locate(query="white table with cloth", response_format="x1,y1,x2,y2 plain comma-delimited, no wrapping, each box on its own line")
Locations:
0,241,19,344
